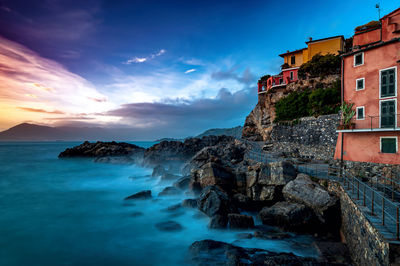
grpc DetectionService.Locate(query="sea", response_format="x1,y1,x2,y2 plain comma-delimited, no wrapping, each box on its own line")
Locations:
0,141,319,266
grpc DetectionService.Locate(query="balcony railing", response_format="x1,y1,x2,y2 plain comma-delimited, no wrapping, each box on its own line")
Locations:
338,114,400,131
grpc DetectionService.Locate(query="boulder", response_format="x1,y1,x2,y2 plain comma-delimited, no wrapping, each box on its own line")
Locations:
158,187,181,196
173,176,191,190
197,186,237,217
59,141,144,158
208,215,227,229
258,201,317,233
160,173,180,181
124,190,152,200
182,199,198,208
282,174,339,223
193,162,235,190
227,214,254,229
262,161,297,186
155,221,183,232
189,240,324,265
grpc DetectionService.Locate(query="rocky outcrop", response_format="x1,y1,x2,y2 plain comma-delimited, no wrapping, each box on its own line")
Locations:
58,141,145,158
242,75,340,141
258,201,317,233
197,186,237,217
190,162,235,192
124,190,152,200
189,239,326,265
143,135,235,166
283,174,340,225
158,186,181,196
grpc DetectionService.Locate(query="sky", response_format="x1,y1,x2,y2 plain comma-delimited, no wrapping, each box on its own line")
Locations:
0,0,399,139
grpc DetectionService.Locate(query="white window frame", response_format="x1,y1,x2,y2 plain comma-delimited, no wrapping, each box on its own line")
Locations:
380,136,398,153
356,106,365,120
379,98,397,128
353,52,364,67
379,66,397,99
355,78,365,91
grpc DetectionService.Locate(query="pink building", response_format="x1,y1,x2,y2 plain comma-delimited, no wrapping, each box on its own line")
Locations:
335,8,400,164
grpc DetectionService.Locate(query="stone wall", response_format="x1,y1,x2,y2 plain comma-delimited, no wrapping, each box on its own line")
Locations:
269,114,339,161
324,181,400,266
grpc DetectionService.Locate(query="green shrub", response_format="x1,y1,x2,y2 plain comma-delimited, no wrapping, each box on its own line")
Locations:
274,79,341,122
298,53,341,79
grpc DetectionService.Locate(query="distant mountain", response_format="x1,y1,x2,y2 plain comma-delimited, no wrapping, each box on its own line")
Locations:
195,126,243,139
0,123,128,141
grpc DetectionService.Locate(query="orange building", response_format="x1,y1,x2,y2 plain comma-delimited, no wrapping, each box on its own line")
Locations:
259,35,345,93
334,8,400,164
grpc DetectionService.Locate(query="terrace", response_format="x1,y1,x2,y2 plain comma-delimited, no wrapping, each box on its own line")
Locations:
336,114,400,132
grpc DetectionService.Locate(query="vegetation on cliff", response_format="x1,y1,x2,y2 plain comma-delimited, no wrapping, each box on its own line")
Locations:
298,53,341,79
274,79,341,122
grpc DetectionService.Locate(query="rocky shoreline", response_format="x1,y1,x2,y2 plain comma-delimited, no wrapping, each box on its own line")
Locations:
59,136,351,265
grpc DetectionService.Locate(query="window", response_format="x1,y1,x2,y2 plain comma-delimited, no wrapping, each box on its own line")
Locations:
380,137,398,154
356,78,365,91
291,55,295,65
380,100,396,128
380,67,396,98
356,106,365,120
279,78,283,84
354,53,364,66
290,71,294,80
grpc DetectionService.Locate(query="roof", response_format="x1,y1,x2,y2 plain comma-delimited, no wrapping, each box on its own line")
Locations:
341,38,400,57
305,35,344,44
380,7,400,21
278,48,307,57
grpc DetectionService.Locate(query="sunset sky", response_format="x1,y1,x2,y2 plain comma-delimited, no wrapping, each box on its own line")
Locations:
0,0,398,139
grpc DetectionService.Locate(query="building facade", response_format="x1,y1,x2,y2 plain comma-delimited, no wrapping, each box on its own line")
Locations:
334,8,400,164
259,35,345,94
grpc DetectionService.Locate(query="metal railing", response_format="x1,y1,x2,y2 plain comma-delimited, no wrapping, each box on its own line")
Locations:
243,144,400,240
338,114,400,131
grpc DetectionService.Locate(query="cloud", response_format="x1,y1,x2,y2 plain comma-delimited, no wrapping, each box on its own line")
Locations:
0,36,114,129
211,67,256,85
18,107,65,115
185,69,196,74
125,49,166,64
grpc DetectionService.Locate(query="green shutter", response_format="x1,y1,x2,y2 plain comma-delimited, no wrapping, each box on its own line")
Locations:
381,138,397,153
381,69,396,97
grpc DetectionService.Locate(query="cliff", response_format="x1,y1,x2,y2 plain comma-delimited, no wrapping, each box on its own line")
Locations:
242,74,340,141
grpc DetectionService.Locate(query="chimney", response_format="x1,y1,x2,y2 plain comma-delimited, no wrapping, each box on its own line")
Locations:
308,37,313,42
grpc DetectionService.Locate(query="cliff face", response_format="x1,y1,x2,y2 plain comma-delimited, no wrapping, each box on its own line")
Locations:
242,75,340,141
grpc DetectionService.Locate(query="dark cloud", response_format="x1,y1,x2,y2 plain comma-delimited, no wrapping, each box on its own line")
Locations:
211,68,256,85
101,86,257,139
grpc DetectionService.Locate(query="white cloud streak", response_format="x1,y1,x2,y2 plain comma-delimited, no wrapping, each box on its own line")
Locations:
125,49,166,64
185,69,196,74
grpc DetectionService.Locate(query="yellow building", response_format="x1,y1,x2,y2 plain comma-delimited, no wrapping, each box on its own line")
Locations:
279,35,345,67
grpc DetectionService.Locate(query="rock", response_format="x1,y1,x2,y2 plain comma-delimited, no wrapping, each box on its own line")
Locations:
189,240,324,265
197,186,237,217
182,199,198,208
258,201,317,233
253,230,291,240
232,193,251,209
227,214,254,229
265,161,297,185
158,187,181,196
173,176,191,190
59,141,144,158
192,162,235,191
131,212,143,217
208,215,227,229
282,173,339,223
143,135,235,166
152,165,166,177
155,221,183,232
124,190,152,200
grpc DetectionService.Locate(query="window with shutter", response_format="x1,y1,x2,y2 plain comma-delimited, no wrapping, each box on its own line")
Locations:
381,68,396,98
381,138,397,153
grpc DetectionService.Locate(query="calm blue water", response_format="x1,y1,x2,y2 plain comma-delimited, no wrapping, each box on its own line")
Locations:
0,142,318,266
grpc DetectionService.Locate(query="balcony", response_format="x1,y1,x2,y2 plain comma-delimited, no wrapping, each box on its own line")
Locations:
336,114,400,132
